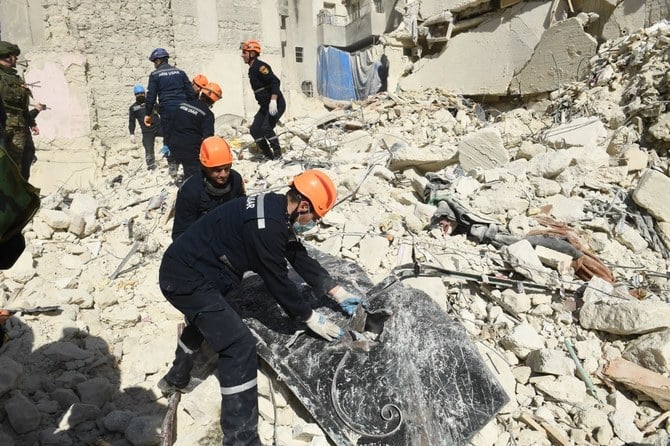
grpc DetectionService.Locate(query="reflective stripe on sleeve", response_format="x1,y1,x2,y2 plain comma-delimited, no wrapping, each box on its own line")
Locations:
256,193,266,229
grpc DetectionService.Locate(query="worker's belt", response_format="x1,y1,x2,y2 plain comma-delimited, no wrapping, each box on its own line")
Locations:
253,86,267,93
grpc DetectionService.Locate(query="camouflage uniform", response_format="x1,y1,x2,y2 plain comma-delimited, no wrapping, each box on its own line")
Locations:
0,41,33,169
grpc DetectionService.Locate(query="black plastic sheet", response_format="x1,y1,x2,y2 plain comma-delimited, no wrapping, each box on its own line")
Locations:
227,248,508,446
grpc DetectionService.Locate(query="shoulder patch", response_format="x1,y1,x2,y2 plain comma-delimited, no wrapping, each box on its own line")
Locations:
259,65,269,75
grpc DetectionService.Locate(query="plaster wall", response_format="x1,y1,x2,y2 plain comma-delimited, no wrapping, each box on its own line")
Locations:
283,0,320,102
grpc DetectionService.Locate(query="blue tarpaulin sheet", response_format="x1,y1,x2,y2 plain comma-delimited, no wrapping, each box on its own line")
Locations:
317,46,357,101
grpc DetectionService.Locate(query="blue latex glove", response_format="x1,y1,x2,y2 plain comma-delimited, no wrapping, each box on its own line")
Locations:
331,287,364,316
160,145,171,157
305,311,343,341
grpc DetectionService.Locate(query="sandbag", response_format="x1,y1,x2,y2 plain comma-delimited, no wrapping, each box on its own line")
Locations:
0,144,40,242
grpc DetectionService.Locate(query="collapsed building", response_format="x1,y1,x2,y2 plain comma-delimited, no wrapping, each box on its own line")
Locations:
3,0,670,445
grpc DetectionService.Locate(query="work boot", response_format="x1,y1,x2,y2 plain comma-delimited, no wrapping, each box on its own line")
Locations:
272,147,282,160
261,147,275,161
161,345,197,390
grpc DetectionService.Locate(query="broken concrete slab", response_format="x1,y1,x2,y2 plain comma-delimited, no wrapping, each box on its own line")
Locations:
542,117,608,149
511,18,598,95
387,140,458,172
623,328,670,374
579,297,670,335
399,2,551,96
457,127,510,173
632,168,670,222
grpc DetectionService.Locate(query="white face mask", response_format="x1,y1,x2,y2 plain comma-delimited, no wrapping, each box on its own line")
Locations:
292,220,315,234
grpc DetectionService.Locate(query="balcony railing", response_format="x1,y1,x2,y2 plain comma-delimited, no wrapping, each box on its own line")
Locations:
317,10,349,26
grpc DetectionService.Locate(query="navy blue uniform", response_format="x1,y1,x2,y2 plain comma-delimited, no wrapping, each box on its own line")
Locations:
129,100,162,169
145,62,195,149
171,169,246,240
169,98,214,179
159,192,335,444
248,58,286,159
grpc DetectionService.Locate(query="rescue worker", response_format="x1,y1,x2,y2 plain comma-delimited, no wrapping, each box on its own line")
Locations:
241,39,286,161
191,73,208,95
144,48,195,165
169,82,221,181
129,84,162,171
172,136,246,240
158,169,363,444
0,93,6,146
0,41,36,178
20,102,47,180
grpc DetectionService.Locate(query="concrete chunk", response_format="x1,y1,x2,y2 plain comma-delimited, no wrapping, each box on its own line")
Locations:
511,18,597,95
632,169,670,222
457,127,509,173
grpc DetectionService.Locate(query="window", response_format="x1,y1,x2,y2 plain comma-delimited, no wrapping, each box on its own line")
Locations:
280,15,287,30
373,0,383,13
301,81,313,97
281,41,286,58
295,47,303,63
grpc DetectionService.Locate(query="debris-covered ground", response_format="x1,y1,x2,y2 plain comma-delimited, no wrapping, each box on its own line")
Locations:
3,21,670,446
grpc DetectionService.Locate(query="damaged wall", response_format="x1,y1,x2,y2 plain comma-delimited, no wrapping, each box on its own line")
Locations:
395,0,670,97
398,1,551,95
0,0,283,190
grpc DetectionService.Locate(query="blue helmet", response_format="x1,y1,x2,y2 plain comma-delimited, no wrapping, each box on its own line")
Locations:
149,48,169,61
133,84,145,95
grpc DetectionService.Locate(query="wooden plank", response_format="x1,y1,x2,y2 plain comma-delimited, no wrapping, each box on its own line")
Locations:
604,358,670,410
519,412,571,446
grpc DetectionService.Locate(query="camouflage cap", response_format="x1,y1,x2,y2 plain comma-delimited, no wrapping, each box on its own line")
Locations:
0,41,20,58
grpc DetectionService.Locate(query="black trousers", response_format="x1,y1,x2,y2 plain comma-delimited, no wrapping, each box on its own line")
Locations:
141,131,161,169
250,97,285,156
0,233,25,270
159,261,261,445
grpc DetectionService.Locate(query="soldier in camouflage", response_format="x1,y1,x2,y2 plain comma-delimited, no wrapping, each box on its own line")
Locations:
0,41,37,178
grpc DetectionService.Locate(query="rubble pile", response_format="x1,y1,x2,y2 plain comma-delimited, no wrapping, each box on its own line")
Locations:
3,21,670,446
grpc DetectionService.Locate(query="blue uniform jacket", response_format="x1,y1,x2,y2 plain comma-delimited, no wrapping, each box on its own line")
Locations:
145,62,195,116
171,169,246,240
169,98,214,157
248,58,283,107
161,192,336,320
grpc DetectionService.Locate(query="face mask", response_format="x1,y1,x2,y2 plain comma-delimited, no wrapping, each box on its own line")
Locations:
136,95,146,104
293,220,315,234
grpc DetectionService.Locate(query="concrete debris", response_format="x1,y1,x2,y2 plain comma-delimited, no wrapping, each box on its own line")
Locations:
4,13,670,446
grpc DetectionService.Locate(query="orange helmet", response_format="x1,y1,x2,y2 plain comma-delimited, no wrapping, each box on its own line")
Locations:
201,82,222,102
241,39,261,55
193,74,208,89
200,136,233,167
289,170,337,218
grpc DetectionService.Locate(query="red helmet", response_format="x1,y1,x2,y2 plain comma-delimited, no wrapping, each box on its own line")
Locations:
289,170,337,218
241,39,261,55
200,136,233,167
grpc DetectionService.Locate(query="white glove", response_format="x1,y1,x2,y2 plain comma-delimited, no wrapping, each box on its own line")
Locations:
268,99,278,116
305,311,343,342
331,287,364,316
130,135,136,145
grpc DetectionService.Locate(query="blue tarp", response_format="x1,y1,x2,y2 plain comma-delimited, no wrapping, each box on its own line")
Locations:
317,45,389,101
317,46,357,101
